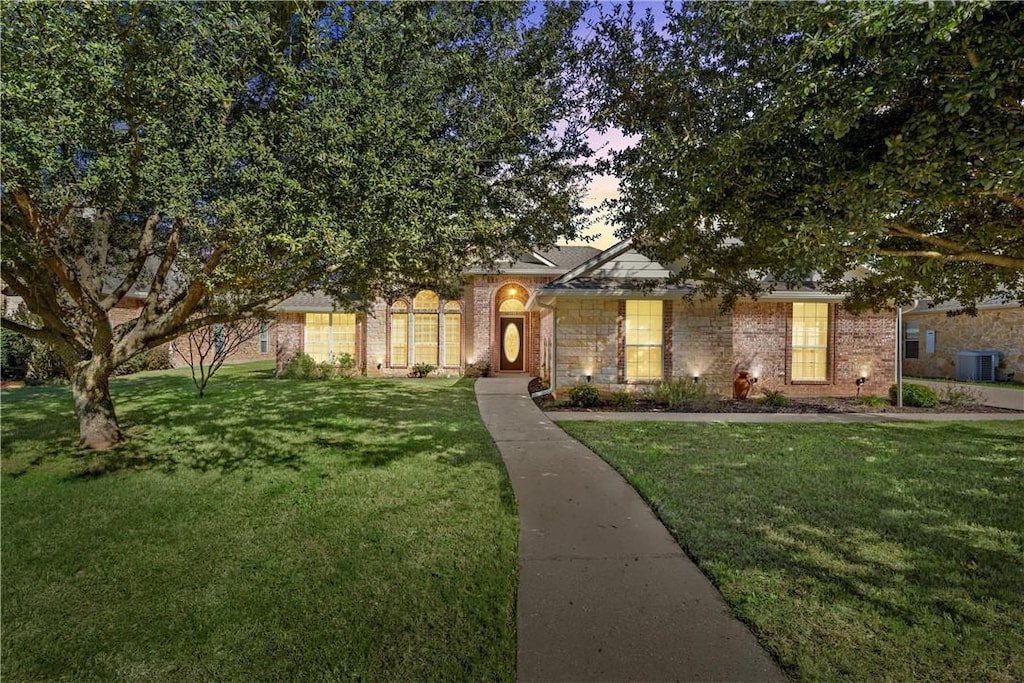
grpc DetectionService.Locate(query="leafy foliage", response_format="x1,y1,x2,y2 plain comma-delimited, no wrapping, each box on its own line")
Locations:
566,383,601,408
940,386,980,407
853,394,891,408
410,363,436,379
891,383,940,408
0,327,32,380
609,389,636,409
464,361,492,378
651,378,716,410
1,1,590,446
759,389,791,408
278,353,319,380
591,2,1024,310
278,352,355,380
112,346,172,377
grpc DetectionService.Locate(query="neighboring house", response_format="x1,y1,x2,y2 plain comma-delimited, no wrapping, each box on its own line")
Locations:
903,296,1023,383
273,240,898,398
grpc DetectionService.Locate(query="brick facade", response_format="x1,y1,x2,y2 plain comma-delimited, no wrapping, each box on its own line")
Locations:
467,276,552,375
274,313,303,373
548,297,896,397
903,307,1023,382
107,298,277,369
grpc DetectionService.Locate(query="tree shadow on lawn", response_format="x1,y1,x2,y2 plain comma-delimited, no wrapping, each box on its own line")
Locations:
4,375,501,480
623,422,1024,675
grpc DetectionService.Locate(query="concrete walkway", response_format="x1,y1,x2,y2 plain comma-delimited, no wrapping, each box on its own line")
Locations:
476,376,785,683
553,410,1024,423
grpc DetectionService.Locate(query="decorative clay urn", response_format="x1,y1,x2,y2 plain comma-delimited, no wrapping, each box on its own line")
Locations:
733,371,752,400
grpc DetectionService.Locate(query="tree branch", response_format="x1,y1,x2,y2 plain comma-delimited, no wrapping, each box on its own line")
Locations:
141,217,181,319
873,248,1024,269
11,187,109,330
0,316,62,344
884,223,1024,269
984,192,1024,213
101,214,159,309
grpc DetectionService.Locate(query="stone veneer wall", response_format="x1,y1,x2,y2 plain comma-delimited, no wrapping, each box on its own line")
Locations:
903,307,1023,382
364,301,389,376
554,297,620,388
672,299,734,396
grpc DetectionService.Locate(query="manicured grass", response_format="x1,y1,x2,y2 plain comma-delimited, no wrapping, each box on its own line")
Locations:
2,363,517,682
907,375,1024,390
558,420,1024,682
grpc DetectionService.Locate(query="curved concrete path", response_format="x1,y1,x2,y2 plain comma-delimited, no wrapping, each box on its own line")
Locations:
476,376,785,683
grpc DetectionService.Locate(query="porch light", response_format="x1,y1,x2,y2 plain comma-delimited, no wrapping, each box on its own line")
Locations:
508,287,517,296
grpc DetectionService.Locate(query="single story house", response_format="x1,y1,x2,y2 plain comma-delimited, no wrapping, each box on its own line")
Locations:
271,240,898,398
903,296,1022,383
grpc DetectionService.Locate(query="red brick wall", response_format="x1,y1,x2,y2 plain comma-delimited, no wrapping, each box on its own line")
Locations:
732,301,895,397
274,312,304,373
732,301,790,392
833,307,897,396
469,275,554,375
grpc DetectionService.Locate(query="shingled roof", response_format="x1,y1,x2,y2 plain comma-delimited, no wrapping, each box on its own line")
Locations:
464,245,603,275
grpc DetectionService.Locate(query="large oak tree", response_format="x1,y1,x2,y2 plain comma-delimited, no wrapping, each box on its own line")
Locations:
2,1,590,449
590,1,1023,310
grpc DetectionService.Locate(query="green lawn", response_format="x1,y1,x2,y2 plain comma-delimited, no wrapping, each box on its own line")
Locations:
558,420,1024,682
906,375,1024,390
2,363,517,682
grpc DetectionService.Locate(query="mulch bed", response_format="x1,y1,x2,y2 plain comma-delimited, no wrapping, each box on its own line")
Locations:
532,386,1020,415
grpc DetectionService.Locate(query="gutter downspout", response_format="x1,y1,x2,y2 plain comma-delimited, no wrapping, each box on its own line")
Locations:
533,298,558,398
896,299,918,409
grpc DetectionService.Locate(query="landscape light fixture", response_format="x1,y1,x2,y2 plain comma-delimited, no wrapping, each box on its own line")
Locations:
751,376,759,384
377,362,382,371
586,374,592,383
856,376,867,396
693,375,700,385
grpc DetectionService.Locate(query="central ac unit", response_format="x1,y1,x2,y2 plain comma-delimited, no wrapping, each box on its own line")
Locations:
955,351,1001,382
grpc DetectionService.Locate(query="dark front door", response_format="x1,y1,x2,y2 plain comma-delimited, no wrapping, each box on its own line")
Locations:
499,317,525,372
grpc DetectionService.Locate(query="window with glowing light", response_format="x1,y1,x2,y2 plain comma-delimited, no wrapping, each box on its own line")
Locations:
625,300,663,381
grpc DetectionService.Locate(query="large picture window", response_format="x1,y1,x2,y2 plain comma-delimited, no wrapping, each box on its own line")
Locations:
791,303,829,381
625,300,663,381
390,291,461,369
305,313,356,363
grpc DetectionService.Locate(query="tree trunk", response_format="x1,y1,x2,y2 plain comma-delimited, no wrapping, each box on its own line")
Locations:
71,360,123,450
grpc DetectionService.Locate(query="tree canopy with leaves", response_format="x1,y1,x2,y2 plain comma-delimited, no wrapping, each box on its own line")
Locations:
591,1,1023,310
1,1,590,449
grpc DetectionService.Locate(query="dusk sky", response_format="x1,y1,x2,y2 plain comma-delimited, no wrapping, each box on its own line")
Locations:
564,1,664,249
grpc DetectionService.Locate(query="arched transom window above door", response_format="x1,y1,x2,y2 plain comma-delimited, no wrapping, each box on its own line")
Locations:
499,298,525,313
388,290,462,368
